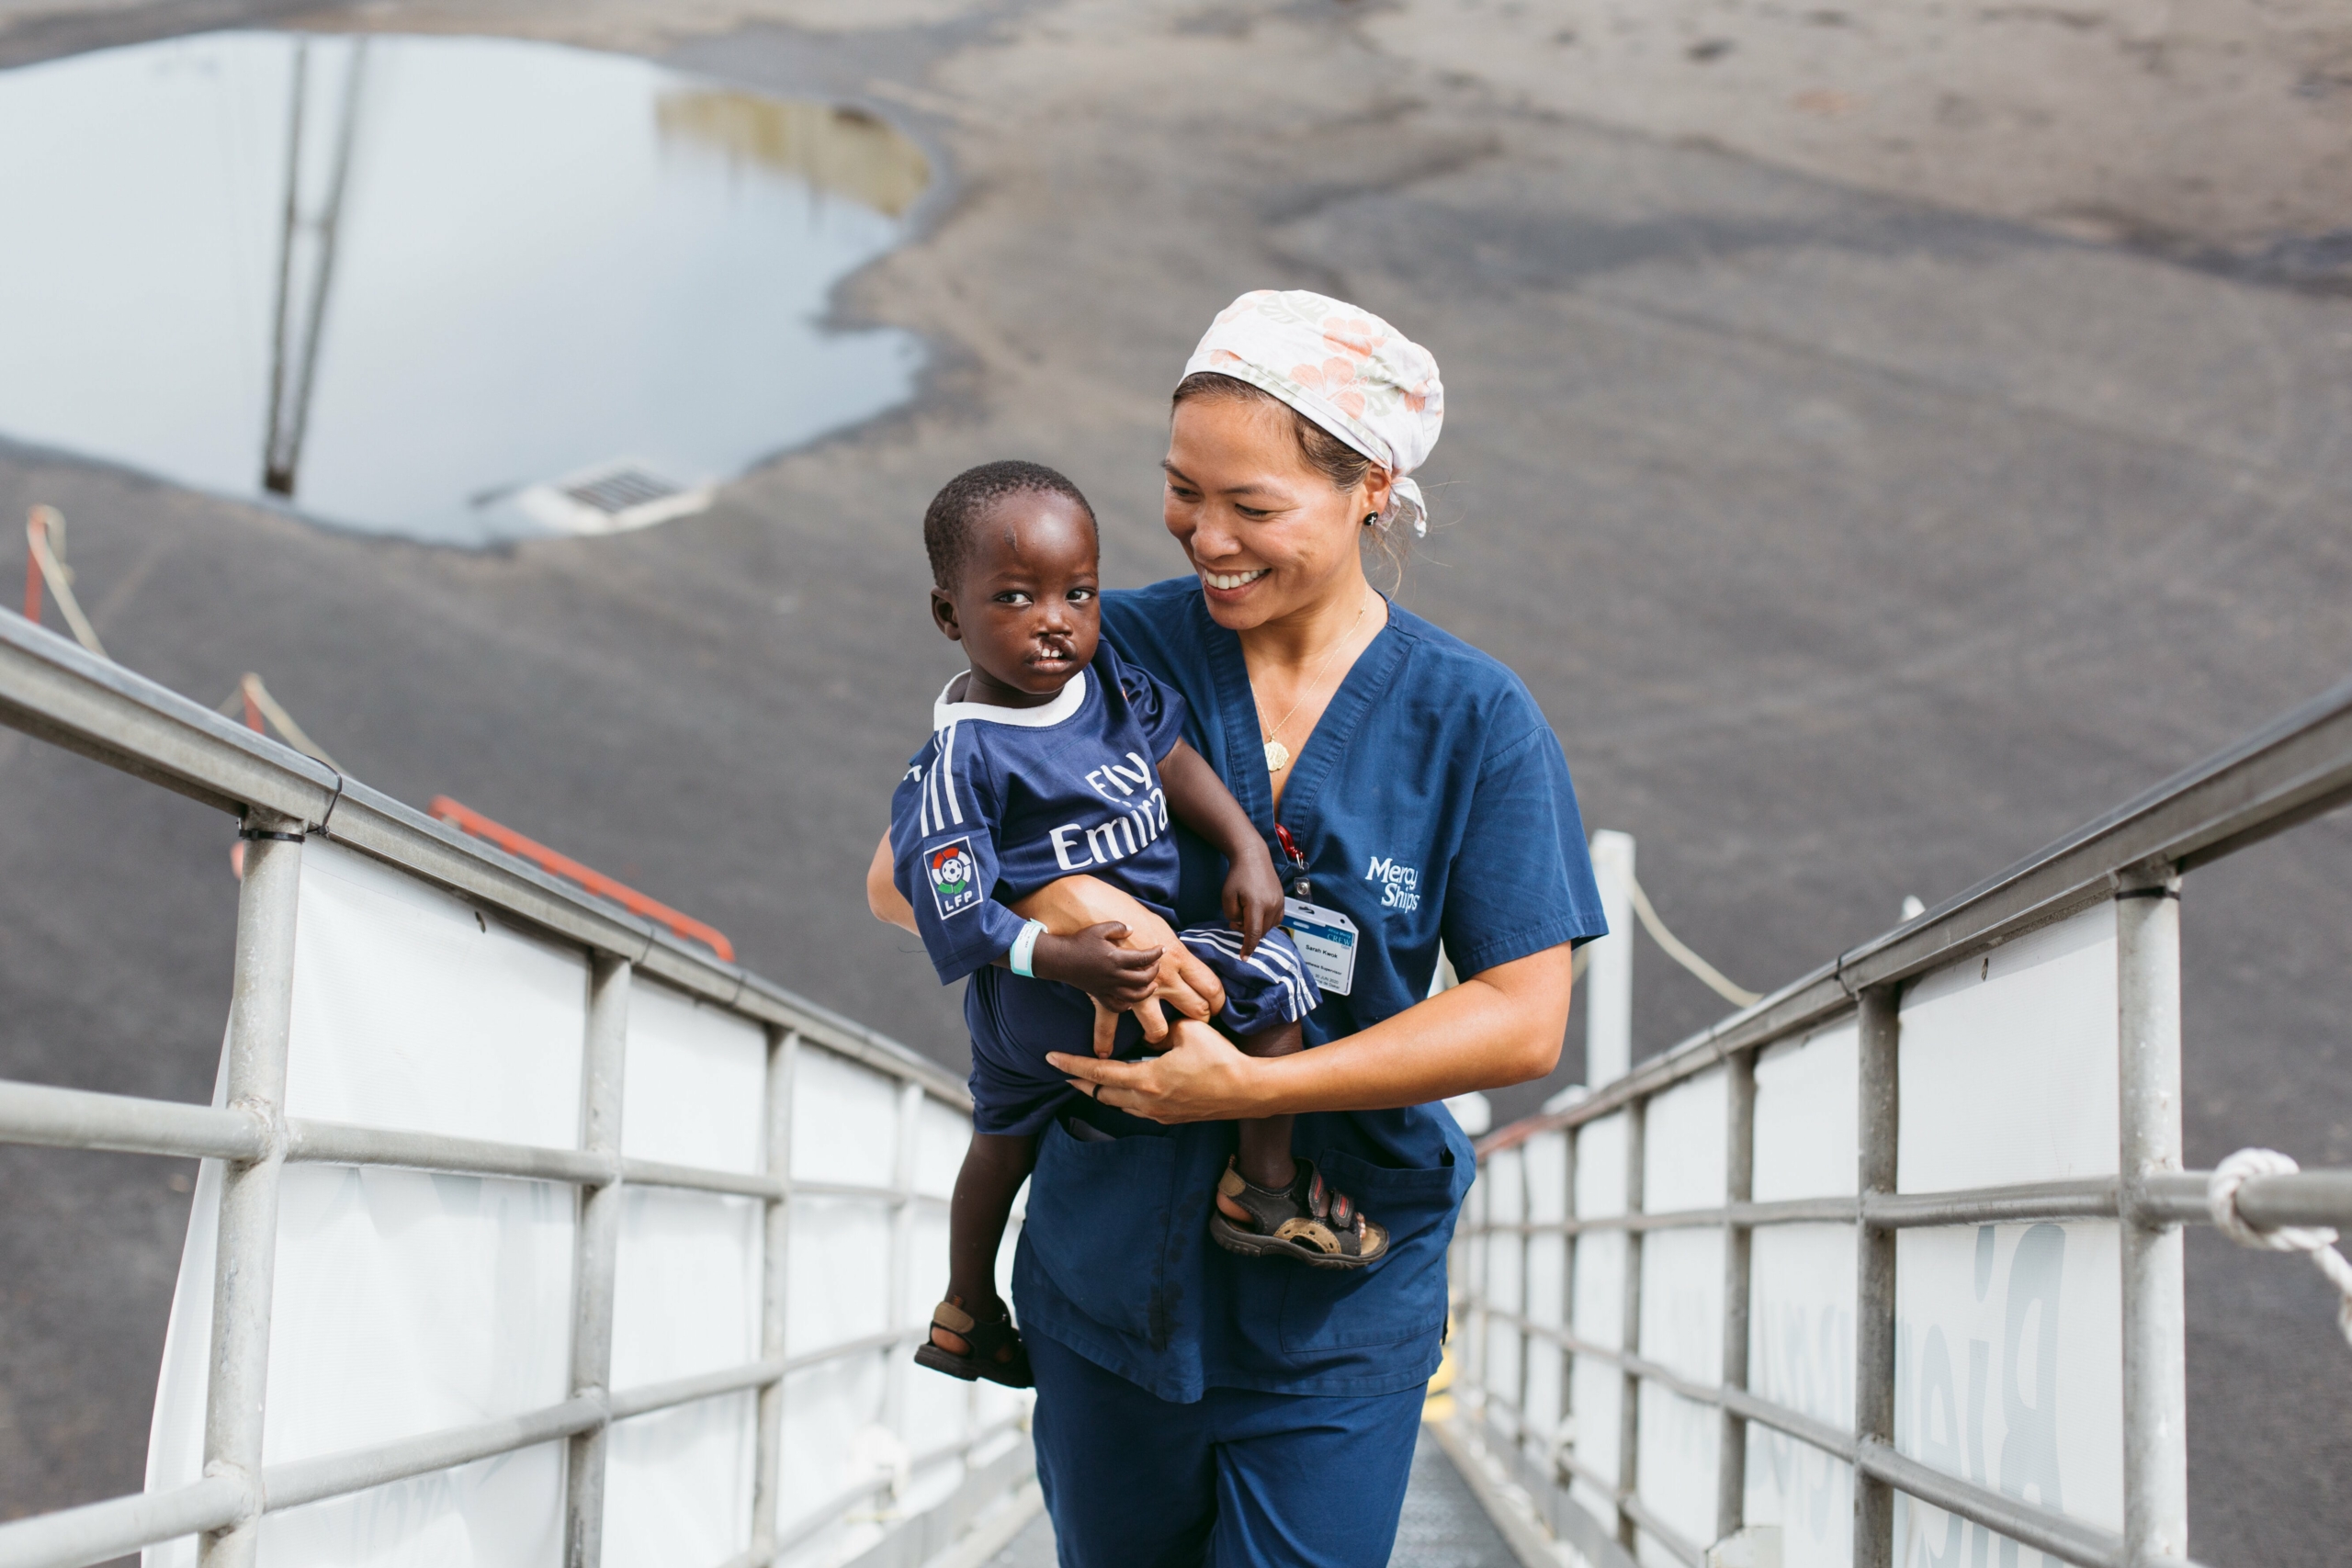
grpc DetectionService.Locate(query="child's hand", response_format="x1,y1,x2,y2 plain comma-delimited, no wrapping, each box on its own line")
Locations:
1221,846,1287,957
1029,922,1161,1010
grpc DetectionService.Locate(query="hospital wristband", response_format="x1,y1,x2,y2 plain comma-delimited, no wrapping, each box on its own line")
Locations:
1008,919,1049,978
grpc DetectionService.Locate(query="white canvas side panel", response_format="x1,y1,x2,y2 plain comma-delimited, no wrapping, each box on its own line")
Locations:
257,1449,564,1568
1744,1420,1853,1568
1577,1111,1629,1218
1893,1222,2122,1557
622,980,764,1172
1748,1224,1853,1435
1482,1148,1526,1405
774,1352,889,1561
911,1096,970,1201
1572,1231,1627,1352
786,1196,895,1353
1898,902,2118,1191
145,840,589,1567
1746,1224,1855,1568
790,1047,901,1189
1522,1134,1568,1438
1566,1351,1622,1525
610,1188,759,1386
1645,1066,1726,1213
281,839,585,1146
1523,1129,1569,1224
1634,1381,1718,1560
1640,1229,1724,1387
603,1393,755,1568
1754,1023,1857,1202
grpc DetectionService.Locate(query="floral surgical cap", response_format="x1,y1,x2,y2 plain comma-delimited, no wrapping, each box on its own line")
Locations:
1182,289,1446,536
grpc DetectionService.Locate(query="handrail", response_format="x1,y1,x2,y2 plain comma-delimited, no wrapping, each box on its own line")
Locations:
0,613,966,1109
1482,669,2352,1152
428,794,736,962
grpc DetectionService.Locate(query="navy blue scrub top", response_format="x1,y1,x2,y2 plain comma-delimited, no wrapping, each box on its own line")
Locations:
1011,577,1608,1403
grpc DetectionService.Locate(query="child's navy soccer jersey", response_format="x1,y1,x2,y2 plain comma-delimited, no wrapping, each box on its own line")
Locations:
889,643,1317,1136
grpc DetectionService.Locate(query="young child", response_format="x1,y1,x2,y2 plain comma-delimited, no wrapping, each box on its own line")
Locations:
892,460,1389,1389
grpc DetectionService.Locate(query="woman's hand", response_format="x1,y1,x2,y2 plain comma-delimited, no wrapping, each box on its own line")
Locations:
1011,876,1226,1052
1055,943,1577,1122
1049,1018,1262,1123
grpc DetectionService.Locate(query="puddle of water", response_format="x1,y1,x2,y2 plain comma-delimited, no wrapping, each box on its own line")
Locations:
0,32,928,546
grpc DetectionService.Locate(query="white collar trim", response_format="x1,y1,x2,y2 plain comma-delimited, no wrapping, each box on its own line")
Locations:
933,667,1090,731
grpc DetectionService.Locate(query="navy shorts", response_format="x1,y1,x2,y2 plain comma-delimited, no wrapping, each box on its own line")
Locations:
966,926,1319,1138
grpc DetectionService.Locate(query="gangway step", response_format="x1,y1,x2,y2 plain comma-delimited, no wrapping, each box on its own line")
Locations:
979,1425,1524,1567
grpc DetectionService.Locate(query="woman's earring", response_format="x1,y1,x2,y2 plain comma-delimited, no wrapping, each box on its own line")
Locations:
1363,513,1379,527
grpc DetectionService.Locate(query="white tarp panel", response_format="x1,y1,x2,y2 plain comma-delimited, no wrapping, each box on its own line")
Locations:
1567,1111,1629,1529
1482,1146,1526,1411
1746,1023,1857,1568
1636,1068,1725,1562
1520,1130,1570,1443
143,839,1008,1568
1891,902,2122,1567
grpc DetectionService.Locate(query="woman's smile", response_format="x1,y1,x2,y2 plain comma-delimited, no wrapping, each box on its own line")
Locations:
1198,565,1271,595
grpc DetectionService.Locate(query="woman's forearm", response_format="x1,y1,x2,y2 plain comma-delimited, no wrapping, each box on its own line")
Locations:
1256,947,1572,1112
1046,942,1576,1123
867,831,919,932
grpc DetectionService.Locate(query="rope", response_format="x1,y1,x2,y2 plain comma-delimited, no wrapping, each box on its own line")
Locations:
1624,872,1761,1008
2208,1148,2352,1348
214,672,341,771
24,506,108,660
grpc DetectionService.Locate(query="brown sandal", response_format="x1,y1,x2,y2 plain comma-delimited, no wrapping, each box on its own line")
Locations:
1210,1157,1389,1269
912,1296,1033,1388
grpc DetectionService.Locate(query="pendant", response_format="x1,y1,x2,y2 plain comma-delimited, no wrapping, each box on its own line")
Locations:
1263,739,1291,773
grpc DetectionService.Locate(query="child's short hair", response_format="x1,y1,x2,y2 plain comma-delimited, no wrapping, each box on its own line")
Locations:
922,460,1099,591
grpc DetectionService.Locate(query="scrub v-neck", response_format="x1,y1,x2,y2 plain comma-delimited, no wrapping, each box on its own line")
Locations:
1197,591,1408,842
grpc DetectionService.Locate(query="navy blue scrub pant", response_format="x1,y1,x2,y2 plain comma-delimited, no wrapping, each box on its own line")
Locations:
1028,1330,1424,1568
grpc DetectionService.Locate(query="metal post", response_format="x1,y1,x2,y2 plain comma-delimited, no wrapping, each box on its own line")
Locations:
1515,1147,1534,1455
198,810,305,1568
1716,1048,1757,1540
1617,1096,1645,1551
563,955,629,1568
1587,832,1636,1087
1853,986,1900,1568
750,1026,799,1556
2117,873,2188,1566
1558,1125,1577,1477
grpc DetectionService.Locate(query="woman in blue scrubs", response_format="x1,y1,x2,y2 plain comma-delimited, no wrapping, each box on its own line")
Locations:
873,289,1605,1566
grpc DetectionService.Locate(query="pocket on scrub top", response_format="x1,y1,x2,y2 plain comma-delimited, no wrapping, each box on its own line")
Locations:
1278,1148,1461,1353
1023,1118,1177,1342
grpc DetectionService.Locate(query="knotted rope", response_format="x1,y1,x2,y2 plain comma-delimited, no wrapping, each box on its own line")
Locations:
2207,1147,2352,1348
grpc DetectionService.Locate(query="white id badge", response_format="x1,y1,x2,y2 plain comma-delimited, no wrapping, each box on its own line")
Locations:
1282,896,1358,997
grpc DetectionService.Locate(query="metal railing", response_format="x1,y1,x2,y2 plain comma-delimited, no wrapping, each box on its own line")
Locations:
1447,672,2352,1568
0,613,1023,1568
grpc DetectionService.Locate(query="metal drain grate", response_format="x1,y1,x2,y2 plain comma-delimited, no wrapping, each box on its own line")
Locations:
563,466,683,515
514,458,717,536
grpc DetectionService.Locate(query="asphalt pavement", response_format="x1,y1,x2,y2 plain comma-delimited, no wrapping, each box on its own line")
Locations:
1,0,2347,1560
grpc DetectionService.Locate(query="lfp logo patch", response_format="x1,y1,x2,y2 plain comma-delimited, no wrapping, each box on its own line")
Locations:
927,839,982,919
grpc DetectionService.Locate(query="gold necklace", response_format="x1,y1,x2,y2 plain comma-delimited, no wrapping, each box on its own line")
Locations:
1260,592,1374,774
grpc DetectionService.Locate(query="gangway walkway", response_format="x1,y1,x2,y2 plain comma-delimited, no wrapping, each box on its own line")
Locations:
4,600,2352,1568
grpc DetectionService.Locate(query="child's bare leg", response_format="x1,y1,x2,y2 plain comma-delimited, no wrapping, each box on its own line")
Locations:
932,1132,1037,1356
1219,1021,1306,1213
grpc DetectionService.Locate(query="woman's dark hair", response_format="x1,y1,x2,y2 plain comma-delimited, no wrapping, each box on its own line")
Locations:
922,459,1098,590
1171,371,1410,584
1171,372,1373,492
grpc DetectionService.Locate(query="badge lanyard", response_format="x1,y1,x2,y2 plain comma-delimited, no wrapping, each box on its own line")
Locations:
1275,821,1358,997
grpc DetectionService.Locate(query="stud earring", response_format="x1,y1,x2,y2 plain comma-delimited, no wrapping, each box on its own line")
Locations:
1363,513,1379,527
